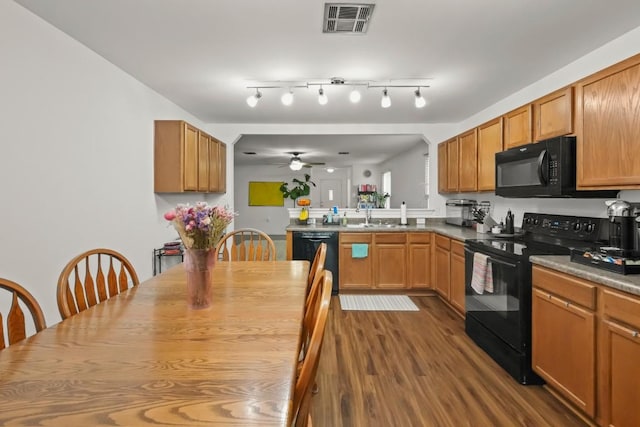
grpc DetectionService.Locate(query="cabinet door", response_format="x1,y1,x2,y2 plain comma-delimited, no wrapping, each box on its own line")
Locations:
197,132,210,192
438,142,448,193
601,320,640,427
408,233,431,289
183,123,199,191
339,233,373,289
532,288,596,417
601,288,640,427
533,86,574,141
449,240,465,314
446,138,459,192
218,142,227,193
434,235,451,299
477,118,503,191
374,233,407,289
575,55,640,189
458,129,477,192
503,104,532,149
208,137,220,192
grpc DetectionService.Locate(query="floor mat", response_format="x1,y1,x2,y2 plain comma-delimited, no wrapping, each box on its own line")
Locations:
338,294,419,311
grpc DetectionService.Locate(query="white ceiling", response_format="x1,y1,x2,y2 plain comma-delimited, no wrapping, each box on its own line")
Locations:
14,0,640,166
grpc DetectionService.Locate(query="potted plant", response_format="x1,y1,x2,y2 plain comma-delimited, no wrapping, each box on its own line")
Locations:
279,173,316,207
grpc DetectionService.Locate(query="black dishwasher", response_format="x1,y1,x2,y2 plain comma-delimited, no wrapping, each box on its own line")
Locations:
292,231,339,294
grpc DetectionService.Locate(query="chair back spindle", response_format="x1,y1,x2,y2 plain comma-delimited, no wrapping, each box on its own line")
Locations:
0,278,46,349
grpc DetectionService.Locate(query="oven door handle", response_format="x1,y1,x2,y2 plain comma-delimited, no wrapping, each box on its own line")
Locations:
465,247,518,269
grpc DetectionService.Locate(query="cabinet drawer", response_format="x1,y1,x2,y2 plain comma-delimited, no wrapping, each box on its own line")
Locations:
532,266,596,310
340,233,372,244
435,234,451,250
451,239,465,256
375,233,406,244
603,289,640,330
408,232,431,244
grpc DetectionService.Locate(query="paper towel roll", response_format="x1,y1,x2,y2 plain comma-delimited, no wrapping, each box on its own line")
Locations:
400,201,407,225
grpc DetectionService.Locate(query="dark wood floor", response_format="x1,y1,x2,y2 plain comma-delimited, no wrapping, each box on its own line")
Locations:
311,295,586,427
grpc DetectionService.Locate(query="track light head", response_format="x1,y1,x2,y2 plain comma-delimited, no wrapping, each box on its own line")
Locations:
281,90,294,106
349,88,361,103
246,89,262,107
381,88,391,108
414,88,426,108
318,86,328,105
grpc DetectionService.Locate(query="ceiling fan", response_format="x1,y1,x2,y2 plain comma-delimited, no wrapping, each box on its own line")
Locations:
282,152,325,170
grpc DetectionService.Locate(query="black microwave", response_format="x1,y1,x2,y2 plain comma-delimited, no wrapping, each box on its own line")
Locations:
495,136,617,198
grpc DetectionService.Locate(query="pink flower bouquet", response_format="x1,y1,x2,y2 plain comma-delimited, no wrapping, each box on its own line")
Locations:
164,202,235,250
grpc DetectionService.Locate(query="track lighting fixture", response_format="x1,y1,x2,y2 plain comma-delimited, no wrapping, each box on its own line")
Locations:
414,88,426,108
318,86,328,105
246,88,262,107
245,78,430,109
381,88,391,108
281,90,294,106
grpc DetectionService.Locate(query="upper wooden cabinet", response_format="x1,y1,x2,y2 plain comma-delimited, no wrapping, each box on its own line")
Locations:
446,138,459,192
458,129,478,192
503,104,532,149
477,118,503,191
207,136,227,193
533,86,574,141
154,120,227,193
575,54,640,190
437,142,448,193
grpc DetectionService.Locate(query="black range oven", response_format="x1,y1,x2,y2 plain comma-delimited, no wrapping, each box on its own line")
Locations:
464,213,606,384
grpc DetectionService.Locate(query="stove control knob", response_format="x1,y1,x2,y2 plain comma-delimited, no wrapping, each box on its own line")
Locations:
524,217,533,225
573,222,582,231
533,218,540,225
585,223,595,233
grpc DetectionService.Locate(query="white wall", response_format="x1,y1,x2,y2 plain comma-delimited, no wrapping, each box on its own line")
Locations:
379,141,429,208
0,2,230,327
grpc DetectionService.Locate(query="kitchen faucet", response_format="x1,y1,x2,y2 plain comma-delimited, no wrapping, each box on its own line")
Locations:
364,205,372,225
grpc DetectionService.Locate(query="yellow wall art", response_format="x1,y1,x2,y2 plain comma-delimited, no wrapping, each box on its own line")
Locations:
248,181,285,206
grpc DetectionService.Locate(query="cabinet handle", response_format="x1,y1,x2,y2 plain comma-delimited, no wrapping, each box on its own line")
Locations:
633,331,639,338
565,301,570,308
548,294,552,299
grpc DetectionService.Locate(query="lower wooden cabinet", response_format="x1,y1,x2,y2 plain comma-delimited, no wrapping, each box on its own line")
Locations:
449,239,465,314
434,234,451,299
339,233,373,290
532,265,640,425
408,233,432,289
601,289,640,427
339,232,432,290
374,233,407,289
532,266,597,417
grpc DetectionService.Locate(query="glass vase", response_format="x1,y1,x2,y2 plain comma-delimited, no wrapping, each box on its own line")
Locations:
183,248,216,309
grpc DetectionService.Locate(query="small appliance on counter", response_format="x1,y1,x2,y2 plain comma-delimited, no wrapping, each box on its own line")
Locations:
445,199,477,227
570,199,640,275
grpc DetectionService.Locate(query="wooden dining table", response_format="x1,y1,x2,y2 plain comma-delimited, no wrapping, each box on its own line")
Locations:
0,260,309,426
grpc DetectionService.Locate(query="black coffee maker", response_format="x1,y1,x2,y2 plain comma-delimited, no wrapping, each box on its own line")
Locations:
605,200,640,257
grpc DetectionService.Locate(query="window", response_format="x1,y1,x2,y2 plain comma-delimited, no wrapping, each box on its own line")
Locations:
424,153,430,208
382,171,391,209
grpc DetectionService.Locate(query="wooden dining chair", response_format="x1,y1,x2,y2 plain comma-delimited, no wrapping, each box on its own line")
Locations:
56,248,140,320
291,270,332,427
1,278,46,349
215,228,276,261
306,243,326,305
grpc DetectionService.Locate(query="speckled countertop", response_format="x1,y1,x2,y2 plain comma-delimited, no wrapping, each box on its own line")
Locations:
286,221,484,242
530,255,640,297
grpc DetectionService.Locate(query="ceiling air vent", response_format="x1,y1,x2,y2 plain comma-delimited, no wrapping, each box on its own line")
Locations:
323,3,375,34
